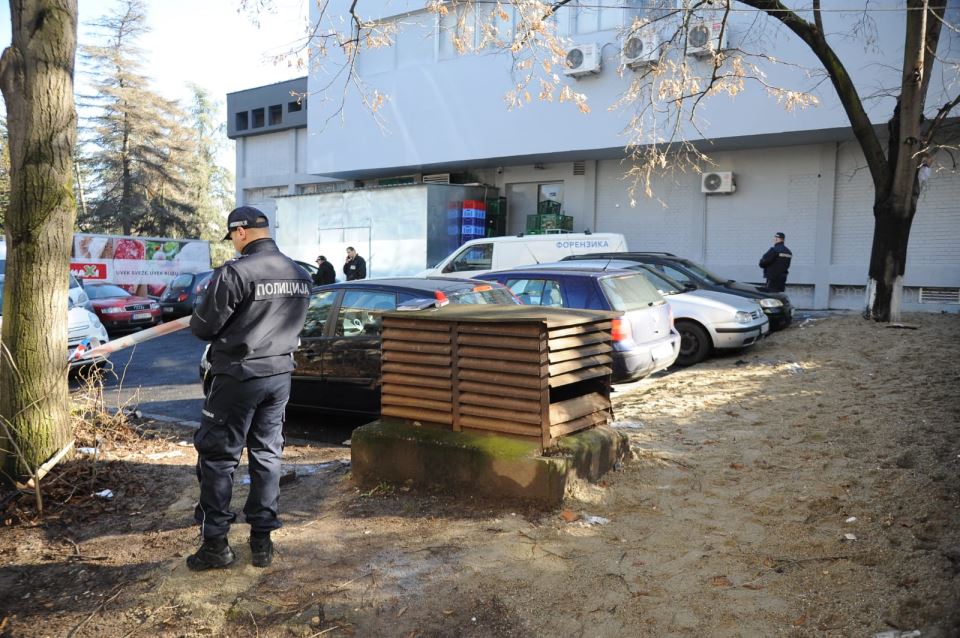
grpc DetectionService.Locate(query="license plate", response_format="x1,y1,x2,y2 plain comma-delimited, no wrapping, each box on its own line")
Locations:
133,312,152,321
652,342,675,361
162,307,173,314
761,322,770,335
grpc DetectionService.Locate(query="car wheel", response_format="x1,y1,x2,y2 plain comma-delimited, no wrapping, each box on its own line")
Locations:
676,321,711,366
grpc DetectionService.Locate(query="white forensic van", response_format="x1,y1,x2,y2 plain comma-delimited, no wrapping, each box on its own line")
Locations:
422,233,628,278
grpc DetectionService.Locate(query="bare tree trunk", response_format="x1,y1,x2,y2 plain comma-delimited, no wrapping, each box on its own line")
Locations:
0,0,79,482
866,198,916,322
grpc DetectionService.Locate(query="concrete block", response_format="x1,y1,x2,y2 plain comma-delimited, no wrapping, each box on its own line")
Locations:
350,419,628,505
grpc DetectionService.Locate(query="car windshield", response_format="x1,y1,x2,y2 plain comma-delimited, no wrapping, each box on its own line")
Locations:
635,266,684,295
446,284,516,305
599,274,663,311
87,284,132,299
681,260,729,285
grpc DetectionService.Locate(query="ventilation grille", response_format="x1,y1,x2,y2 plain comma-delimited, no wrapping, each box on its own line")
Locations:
573,161,586,176
919,287,960,304
422,173,451,184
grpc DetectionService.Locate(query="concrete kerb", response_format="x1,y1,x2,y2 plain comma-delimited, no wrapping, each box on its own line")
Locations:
351,418,629,506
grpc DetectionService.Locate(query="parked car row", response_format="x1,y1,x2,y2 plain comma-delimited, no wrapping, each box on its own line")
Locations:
196,248,793,419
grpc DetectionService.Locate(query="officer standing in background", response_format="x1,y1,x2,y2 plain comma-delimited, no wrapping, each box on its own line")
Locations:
187,206,311,571
758,232,793,292
314,255,336,285
343,246,366,280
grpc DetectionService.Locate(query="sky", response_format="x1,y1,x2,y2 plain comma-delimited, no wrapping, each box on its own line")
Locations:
0,0,312,165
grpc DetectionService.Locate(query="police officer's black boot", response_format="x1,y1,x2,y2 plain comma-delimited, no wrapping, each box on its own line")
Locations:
250,531,273,568
186,535,236,571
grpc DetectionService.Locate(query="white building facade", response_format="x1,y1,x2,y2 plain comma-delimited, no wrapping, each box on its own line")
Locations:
228,2,960,311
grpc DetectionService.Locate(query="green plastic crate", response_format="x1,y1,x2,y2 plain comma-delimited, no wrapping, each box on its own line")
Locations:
537,200,562,215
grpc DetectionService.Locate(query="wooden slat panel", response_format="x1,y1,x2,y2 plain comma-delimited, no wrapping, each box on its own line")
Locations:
382,318,451,332
460,403,542,425
548,342,609,364
548,354,614,377
382,394,452,412
459,368,545,389
458,345,546,364
548,321,613,339
461,426,540,444
458,381,541,401
548,331,611,350
382,383,451,401
457,323,542,338
382,351,451,366
381,406,453,425
549,392,610,425
548,411,608,440
382,372,451,389
457,334,544,351
459,392,540,413
549,365,613,387
384,340,452,355
459,357,541,376
381,362,452,379
382,328,451,344
459,414,542,437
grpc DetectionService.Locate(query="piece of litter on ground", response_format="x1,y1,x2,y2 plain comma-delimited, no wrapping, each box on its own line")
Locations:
582,515,610,526
342,439,352,446
845,516,857,523
177,440,191,447
610,421,644,430
76,447,98,456
873,631,921,638
238,476,251,485
843,533,857,541
93,489,114,500
785,362,804,374
146,450,184,460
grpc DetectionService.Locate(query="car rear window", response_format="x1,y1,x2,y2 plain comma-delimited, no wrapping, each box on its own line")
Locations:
446,284,517,305
169,274,194,291
599,274,663,311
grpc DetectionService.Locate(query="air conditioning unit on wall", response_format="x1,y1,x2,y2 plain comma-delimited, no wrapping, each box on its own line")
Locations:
701,171,736,194
687,21,728,57
564,43,601,77
622,31,660,68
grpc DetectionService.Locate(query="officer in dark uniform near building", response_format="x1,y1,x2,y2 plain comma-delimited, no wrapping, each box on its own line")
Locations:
758,232,793,293
187,206,311,571
343,246,366,280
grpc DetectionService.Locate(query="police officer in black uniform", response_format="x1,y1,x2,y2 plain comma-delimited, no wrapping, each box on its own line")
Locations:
187,206,311,571
758,231,793,293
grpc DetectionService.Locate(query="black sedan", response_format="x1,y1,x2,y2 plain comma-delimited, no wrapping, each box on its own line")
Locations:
200,277,519,417
159,270,213,319
563,252,794,330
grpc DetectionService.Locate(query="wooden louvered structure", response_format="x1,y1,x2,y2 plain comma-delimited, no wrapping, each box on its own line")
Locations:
380,305,618,451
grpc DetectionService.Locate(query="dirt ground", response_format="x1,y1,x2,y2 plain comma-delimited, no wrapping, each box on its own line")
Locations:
1,312,958,637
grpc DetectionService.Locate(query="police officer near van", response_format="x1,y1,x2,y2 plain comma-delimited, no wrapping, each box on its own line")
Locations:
758,232,793,293
187,206,311,571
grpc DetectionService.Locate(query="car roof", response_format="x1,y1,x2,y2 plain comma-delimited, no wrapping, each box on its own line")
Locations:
565,252,683,262
482,266,638,279
315,276,506,294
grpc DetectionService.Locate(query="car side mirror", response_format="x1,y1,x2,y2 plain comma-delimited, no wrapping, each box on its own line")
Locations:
683,282,697,291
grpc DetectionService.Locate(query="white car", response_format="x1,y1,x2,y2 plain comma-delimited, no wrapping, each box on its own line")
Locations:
0,275,110,371
542,259,769,365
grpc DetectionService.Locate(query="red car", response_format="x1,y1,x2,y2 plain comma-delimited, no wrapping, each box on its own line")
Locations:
84,283,161,332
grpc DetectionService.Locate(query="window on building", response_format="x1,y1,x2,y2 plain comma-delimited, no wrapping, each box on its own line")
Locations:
439,2,477,59
269,104,282,125
235,111,249,131
396,11,435,67
571,0,623,34
288,99,303,113
625,0,678,26
251,107,265,128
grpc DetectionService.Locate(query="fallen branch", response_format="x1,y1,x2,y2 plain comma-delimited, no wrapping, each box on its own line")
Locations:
66,585,124,638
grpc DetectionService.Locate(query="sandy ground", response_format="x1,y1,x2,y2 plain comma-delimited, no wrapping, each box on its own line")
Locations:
1,312,958,637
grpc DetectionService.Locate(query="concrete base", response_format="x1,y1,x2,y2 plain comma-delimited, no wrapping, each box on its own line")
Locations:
350,419,629,506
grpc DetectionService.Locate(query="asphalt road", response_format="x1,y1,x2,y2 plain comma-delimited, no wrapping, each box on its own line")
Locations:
71,325,357,444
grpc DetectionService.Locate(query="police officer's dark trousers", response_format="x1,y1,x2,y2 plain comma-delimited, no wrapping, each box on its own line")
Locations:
194,372,290,538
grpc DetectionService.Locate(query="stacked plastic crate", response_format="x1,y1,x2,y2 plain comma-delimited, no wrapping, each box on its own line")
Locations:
526,200,573,234
460,200,487,242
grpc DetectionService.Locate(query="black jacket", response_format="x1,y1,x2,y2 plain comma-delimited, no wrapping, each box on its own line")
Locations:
343,255,366,280
759,243,793,279
191,238,311,380
314,260,336,285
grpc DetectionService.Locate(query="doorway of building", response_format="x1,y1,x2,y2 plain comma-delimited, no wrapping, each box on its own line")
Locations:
506,182,564,235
